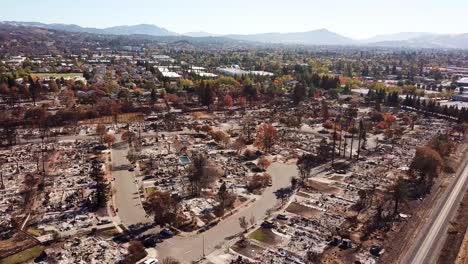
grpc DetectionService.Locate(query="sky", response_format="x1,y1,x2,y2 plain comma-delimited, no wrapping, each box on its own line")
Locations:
1,0,467,39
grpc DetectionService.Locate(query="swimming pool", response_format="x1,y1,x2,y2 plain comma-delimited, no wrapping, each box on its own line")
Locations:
179,156,191,164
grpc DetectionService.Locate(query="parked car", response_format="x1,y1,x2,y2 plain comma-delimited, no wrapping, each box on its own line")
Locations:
276,214,288,221
144,258,159,264
143,235,159,248
113,234,130,243
97,219,112,225
339,239,352,249
261,221,275,229
159,228,174,238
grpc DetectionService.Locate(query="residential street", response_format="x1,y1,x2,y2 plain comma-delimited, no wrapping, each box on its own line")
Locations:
402,156,468,264
111,138,150,227
155,162,298,263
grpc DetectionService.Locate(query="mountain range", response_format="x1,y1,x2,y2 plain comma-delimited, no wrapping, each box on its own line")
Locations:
1,21,467,49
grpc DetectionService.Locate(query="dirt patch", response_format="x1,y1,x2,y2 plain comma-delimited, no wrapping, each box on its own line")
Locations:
307,179,341,195
79,113,144,125
437,189,468,264
231,239,265,259
296,191,312,198
455,232,468,264
286,202,322,219
191,111,216,120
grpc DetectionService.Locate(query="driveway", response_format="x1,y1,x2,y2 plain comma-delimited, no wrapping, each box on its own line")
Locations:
156,162,297,263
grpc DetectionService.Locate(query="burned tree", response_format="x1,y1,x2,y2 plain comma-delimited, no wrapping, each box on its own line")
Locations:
144,191,181,227
89,160,109,211
297,154,316,186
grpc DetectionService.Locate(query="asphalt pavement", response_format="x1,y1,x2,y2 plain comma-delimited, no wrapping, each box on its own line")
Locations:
111,138,150,227
155,162,297,263
403,156,468,264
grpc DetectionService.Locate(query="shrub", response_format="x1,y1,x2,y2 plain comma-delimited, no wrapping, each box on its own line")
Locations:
247,173,271,193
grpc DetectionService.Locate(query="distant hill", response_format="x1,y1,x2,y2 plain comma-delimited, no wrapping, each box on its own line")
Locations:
2,21,468,49
0,21,178,36
367,34,468,49
104,24,177,36
226,29,354,45
361,32,433,43
183,31,220,37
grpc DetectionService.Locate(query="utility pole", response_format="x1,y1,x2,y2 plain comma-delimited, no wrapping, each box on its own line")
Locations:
349,120,355,160
202,235,205,259
0,159,4,189
332,129,336,166
357,120,363,160
0,172,4,190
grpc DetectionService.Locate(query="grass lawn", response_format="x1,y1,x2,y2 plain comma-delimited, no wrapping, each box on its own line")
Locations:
248,228,281,245
30,72,83,79
26,227,45,237
0,245,45,264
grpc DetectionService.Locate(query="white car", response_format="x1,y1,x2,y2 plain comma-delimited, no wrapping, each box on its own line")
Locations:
144,258,159,264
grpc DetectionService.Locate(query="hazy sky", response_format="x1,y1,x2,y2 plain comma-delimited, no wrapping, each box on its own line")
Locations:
1,0,467,39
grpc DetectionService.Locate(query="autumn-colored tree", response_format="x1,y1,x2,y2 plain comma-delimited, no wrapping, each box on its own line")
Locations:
409,146,443,194
384,113,397,124
143,191,180,227
211,130,230,146
376,121,388,130
123,240,147,263
237,96,247,107
254,123,278,153
323,120,334,129
247,173,271,193
223,95,234,108
258,156,271,170
243,148,255,159
103,133,116,148
165,93,180,104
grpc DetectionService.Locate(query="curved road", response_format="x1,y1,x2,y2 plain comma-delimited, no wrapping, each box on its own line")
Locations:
156,163,298,263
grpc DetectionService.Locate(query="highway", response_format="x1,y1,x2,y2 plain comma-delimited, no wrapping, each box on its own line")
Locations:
403,156,468,264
